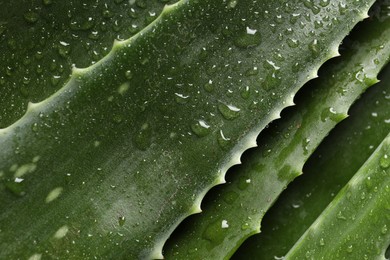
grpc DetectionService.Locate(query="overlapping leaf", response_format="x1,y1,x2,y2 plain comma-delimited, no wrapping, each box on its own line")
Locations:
0,0,377,258
236,36,390,260
164,1,390,258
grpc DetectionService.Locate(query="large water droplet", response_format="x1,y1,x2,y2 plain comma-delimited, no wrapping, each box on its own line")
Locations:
380,154,389,169
174,93,190,104
320,107,344,122
202,219,225,246
24,11,39,24
191,120,211,137
218,102,240,120
234,28,261,48
118,216,126,226
217,130,231,150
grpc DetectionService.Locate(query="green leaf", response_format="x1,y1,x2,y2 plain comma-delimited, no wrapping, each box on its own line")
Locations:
0,0,175,128
285,131,390,259
0,0,376,258
235,43,390,260
164,2,390,258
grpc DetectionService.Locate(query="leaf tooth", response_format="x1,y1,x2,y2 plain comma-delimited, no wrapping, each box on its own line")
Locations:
27,101,39,111
71,65,88,76
190,196,203,214
307,68,319,81
329,45,341,58
150,243,165,260
285,93,296,108
112,39,126,50
162,1,183,15
359,11,370,20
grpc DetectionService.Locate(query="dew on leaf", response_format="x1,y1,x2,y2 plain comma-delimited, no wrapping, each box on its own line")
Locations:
191,120,211,137
234,30,261,48
24,11,39,24
118,83,130,95
218,102,240,120
217,130,231,150
240,86,250,99
118,216,126,226
174,93,190,104
54,225,69,239
45,187,64,203
380,154,389,169
125,70,133,80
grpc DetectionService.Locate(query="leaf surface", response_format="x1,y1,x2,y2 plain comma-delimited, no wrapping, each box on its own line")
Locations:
0,0,375,258
0,0,175,128
164,2,390,258
235,2,390,257
285,131,390,259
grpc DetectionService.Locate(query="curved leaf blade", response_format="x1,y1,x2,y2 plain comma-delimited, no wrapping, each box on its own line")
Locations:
164,2,390,258
235,2,390,257
285,132,390,259
0,0,375,258
0,0,175,128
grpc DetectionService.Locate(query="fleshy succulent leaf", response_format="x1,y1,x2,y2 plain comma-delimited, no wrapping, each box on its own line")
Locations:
235,1,390,256
284,132,390,259
164,2,390,258
0,0,176,128
0,0,380,259
236,38,390,260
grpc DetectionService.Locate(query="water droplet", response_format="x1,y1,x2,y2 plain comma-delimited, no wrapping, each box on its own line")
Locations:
227,0,238,9
125,70,133,80
319,0,329,7
320,238,325,246
308,39,319,55
302,138,310,155
174,93,190,104
381,225,387,235
320,107,344,122
245,66,259,76
54,225,69,239
221,220,229,228
202,220,225,245
240,86,250,99
217,130,231,150
234,29,261,48
45,187,63,203
118,83,130,95
118,216,126,226
4,179,26,196
237,176,250,190
287,38,299,48
218,102,240,120
191,120,211,137
380,154,389,169
24,11,39,24
241,223,250,230
346,245,353,253
337,211,346,220
204,80,214,93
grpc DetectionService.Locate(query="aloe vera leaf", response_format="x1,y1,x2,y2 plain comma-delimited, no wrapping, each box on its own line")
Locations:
0,0,375,259
283,131,390,259
0,0,175,128
235,66,390,260
234,2,390,257
163,2,390,258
